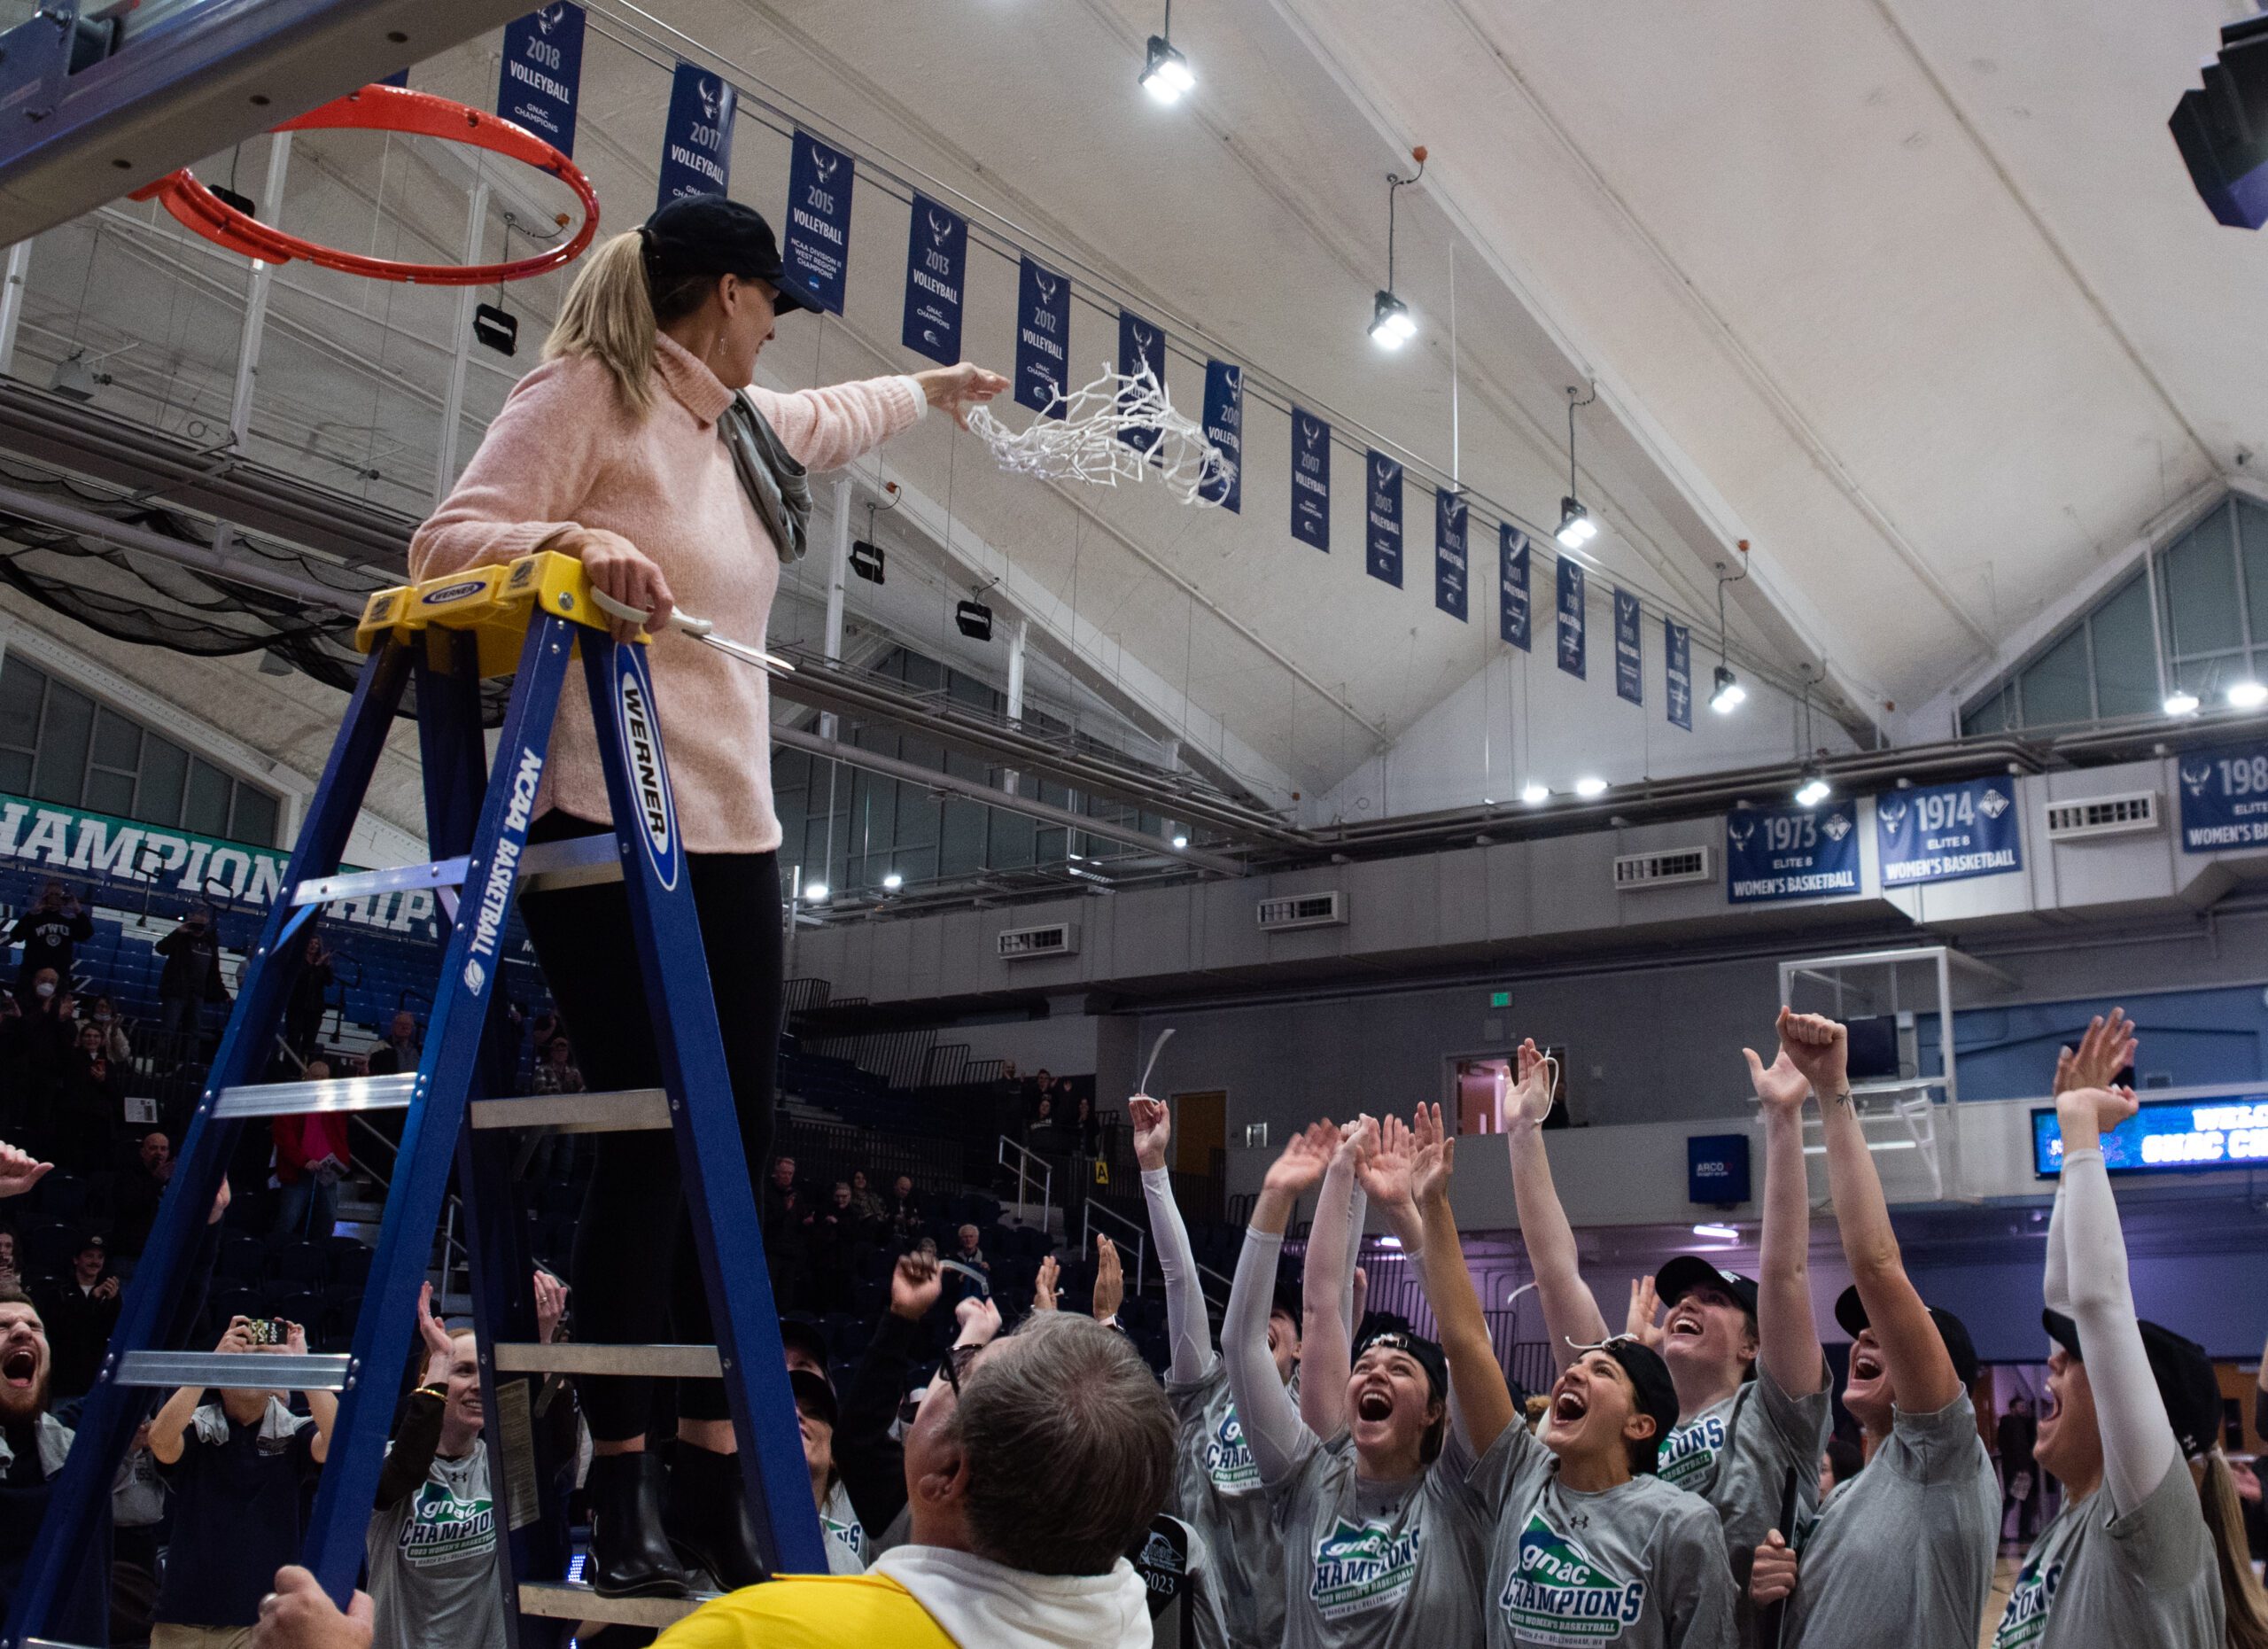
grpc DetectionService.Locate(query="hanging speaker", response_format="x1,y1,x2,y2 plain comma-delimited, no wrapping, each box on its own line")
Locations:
849,539,885,584
955,599,993,641
473,303,519,356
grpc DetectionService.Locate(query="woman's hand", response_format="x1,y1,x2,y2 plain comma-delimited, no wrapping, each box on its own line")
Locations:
1410,1102,1456,1208
2054,1011,2134,1095
1626,1277,1666,1350
533,1270,569,1347
1031,1253,1059,1312
552,527,674,642
916,363,1010,431
2055,1084,2139,1155
1503,1038,1556,1131
416,1282,455,1382
1262,1123,1339,1200
1353,1115,1417,1213
1130,1094,1171,1172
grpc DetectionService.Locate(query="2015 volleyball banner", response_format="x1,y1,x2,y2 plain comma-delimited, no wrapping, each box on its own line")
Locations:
1726,801,1860,903
1200,361,1243,512
1014,257,1070,416
1665,618,1692,730
1556,558,1586,679
901,193,967,366
785,129,854,314
657,64,734,211
1500,526,1531,650
1876,776,2022,887
498,4,584,158
1613,587,1643,705
1434,490,1468,622
1291,410,1331,550
2177,741,2268,852
1365,451,1403,588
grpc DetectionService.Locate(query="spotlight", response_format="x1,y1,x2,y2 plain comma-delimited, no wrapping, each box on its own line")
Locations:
802,883,828,902
1171,834,1189,850
849,539,885,585
882,872,904,891
1520,781,1550,805
48,350,109,402
1795,772,1831,808
955,599,993,642
2228,679,2268,710
1368,290,1417,349
1555,497,1596,549
1710,664,1746,714
1573,775,1607,798
1140,35,1193,102
2163,688,2201,716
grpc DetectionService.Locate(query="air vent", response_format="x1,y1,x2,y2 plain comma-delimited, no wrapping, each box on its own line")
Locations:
1257,891,1346,931
1613,846,1713,891
2044,790,2160,842
997,922,1078,961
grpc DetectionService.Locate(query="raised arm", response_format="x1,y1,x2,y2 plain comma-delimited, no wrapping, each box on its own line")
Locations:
1502,1039,1611,1368
1776,1011,1953,1412
151,1316,252,1465
2044,1013,2133,1319
1404,1104,1517,1456
1132,1094,1216,1385
1301,1122,1367,1438
1743,1012,1826,1398
1224,1126,1335,1488
746,375,928,473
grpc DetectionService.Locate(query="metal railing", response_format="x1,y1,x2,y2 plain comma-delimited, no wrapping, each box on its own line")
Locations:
997,1134,1053,1226
1080,1196,1150,1295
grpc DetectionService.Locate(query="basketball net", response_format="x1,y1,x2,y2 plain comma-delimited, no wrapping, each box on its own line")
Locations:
966,362,1235,506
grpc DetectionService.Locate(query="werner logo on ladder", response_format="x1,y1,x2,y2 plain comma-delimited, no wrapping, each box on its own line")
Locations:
4,550,824,1648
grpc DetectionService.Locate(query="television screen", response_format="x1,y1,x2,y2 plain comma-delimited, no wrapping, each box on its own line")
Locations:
1845,1015,1901,1081
2031,1093,2268,1178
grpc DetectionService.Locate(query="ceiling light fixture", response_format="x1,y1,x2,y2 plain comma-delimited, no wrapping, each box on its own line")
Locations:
1794,768,1831,808
1709,547,1750,713
1368,148,1426,350
882,872,904,891
1691,1223,1739,1242
1555,384,1599,548
802,883,828,902
2228,679,2268,710
1710,664,1746,714
1520,781,1550,805
1573,775,1607,798
2163,688,2201,716
1171,833,1190,850
1139,1,1193,103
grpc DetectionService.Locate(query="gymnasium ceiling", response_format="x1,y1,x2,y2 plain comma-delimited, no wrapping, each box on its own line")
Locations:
10,0,2260,816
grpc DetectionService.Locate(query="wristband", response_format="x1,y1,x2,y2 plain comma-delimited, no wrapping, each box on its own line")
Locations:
415,1382,448,1401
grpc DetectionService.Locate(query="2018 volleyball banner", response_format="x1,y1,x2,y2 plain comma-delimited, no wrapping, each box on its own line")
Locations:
1365,452,1403,588
657,64,734,211
1117,309,1166,453
498,4,584,158
901,193,967,366
1014,257,1070,416
785,129,853,314
1291,410,1331,550
1726,801,1860,902
2177,741,2268,852
1557,558,1586,679
1434,490,1468,622
1613,587,1643,705
1500,527,1531,650
1876,776,2022,887
1200,361,1243,512
1665,618,1691,730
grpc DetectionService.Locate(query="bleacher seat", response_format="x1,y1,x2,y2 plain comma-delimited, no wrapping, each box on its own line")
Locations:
323,1237,373,1287
216,1234,266,1282
21,1224,80,1276
271,1241,328,1287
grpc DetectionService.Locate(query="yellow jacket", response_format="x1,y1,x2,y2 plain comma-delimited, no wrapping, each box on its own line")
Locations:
655,1573,958,1649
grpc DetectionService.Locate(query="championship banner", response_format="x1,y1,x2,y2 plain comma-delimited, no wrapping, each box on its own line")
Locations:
784,128,853,315
1014,257,1070,416
1665,618,1692,730
1556,556,1586,679
1433,490,1468,622
1117,308,1166,453
1199,360,1243,512
2176,741,2268,852
1500,526,1530,650
901,192,967,366
1291,408,1331,551
656,63,734,211
498,3,584,158
1727,801,1860,903
1364,451,1403,588
1613,587,1643,705
1876,776,2022,887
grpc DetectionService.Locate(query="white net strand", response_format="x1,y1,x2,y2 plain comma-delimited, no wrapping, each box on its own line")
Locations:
965,362,1236,506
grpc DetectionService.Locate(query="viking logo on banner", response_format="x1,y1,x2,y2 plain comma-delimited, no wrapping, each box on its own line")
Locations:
1727,801,1860,903
1613,587,1643,705
1200,361,1243,511
1876,777,2021,887
1365,452,1403,587
1291,410,1331,551
1434,490,1468,622
1117,309,1166,453
785,129,853,314
656,64,734,211
1665,618,1692,730
1500,526,1531,650
2176,741,2268,852
1556,557,1587,678
499,3,584,157
901,192,967,366
1014,257,1070,416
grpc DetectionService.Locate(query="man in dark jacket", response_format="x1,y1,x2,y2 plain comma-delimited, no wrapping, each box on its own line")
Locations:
154,908,228,1049
32,1234,120,1400
9,883,92,1007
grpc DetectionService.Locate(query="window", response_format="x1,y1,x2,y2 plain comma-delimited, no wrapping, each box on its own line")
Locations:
0,654,284,844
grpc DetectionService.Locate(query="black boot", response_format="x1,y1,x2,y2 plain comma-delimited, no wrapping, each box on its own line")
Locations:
586,1452,692,1598
665,1443,771,1591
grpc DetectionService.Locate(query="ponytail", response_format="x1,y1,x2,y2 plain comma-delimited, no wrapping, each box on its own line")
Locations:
545,231,718,419
2195,1452,2268,1649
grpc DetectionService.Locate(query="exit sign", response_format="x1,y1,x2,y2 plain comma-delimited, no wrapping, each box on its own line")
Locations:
1489,990,1511,1008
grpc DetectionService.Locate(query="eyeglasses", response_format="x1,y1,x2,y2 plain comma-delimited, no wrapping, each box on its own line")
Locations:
937,1342,981,1398
1565,1334,1644,1356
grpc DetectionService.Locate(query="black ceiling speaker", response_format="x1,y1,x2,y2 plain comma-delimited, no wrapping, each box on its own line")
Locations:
849,538,884,584
955,599,993,641
2171,12,2268,229
473,303,519,356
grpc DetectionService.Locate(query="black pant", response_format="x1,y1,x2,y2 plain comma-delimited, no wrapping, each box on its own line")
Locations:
517,810,783,1443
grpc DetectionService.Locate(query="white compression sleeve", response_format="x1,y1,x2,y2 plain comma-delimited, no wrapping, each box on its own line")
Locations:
1224,1225,1314,1487
1143,1167,1217,1386
2042,1173,2073,1318
2057,1147,2179,1516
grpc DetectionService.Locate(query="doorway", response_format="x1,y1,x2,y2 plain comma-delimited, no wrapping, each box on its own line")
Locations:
1169,1089,1227,1225
1447,1049,1569,1133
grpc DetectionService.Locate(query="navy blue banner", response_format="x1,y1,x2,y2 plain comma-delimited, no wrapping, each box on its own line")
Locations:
379,68,410,87
1727,802,1860,903
1291,409,1331,551
1434,490,1468,622
901,192,967,366
1199,361,1243,511
656,64,734,212
1556,557,1586,678
1117,309,1166,453
784,129,853,315
2177,742,2268,852
1500,526,1530,650
498,3,584,157
1665,618,1692,730
1876,776,2022,887
1365,451,1403,587
1613,587,1643,704
1014,258,1070,416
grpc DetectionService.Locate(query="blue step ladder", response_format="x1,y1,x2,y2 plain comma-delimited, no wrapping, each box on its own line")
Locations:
5,551,825,1648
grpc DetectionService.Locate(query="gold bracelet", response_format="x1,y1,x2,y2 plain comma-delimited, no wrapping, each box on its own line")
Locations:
415,1383,448,1400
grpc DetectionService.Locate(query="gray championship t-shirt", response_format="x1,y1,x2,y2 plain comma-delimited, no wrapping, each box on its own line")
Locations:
1169,1360,1285,1648
1266,1428,1489,1649
1470,1421,1737,1649
1990,1451,2221,1649
1781,1392,1997,1649
820,1476,867,1575
364,1440,505,1649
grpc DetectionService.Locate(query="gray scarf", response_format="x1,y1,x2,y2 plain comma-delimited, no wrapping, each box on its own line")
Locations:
718,393,812,564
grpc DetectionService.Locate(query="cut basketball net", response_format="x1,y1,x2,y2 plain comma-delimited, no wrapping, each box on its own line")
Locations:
966,363,1235,506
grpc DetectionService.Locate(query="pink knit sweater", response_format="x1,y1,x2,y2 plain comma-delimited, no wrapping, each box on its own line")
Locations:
410,334,925,853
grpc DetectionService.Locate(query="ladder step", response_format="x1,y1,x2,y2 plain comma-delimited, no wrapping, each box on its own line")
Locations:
517,832,625,893
292,857,470,905
493,1342,721,1380
212,1071,418,1120
113,1350,354,1390
518,1580,721,1629
468,1089,672,1134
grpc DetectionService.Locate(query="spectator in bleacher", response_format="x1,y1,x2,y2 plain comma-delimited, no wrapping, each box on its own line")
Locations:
808,1184,860,1314
847,1169,886,1226
13,974,77,1160
82,994,132,1063
9,882,92,1007
270,1061,351,1241
1073,1093,1101,1155
111,1132,172,1263
0,1228,18,1288
154,907,229,1052
530,1037,583,1096
884,1174,923,1246
283,934,334,1061
951,1225,990,1300
32,1233,119,1400
54,1021,125,1172
365,1010,422,1078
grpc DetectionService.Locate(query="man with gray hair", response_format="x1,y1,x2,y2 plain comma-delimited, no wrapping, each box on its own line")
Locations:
655,1311,1172,1648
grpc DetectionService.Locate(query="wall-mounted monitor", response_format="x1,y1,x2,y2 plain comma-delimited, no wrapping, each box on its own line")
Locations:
2031,1093,2268,1178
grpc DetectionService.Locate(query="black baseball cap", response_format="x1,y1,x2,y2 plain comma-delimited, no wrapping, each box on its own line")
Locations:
2042,1311,2223,1459
1352,1326,1448,1403
1656,1256,1760,1321
1270,1281,1305,1326
1598,1339,1682,1473
789,1367,839,1431
1835,1285,1979,1388
778,1314,831,1378
75,1232,105,1257
641,194,821,315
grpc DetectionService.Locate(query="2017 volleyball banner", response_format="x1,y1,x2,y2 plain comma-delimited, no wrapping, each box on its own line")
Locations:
657,64,734,211
1613,587,1643,705
1434,490,1468,621
1291,410,1331,550
1556,558,1586,679
2176,741,2268,852
1117,308,1166,453
1726,801,1860,903
784,129,853,314
1365,452,1403,587
498,3,584,158
1014,257,1070,416
1665,618,1692,730
1200,361,1243,512
1876,776,2022,887
901,193,967,366
1500,526,1531,650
